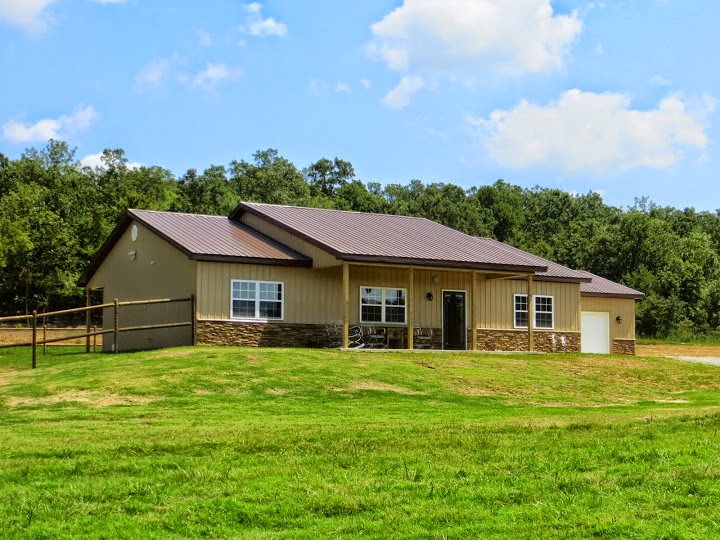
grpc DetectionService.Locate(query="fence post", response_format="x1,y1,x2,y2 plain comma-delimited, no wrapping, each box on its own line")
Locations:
86,288,91,353
93,325,97,353
32,310,37,369
114,298,119,354
43,324,47,356
191,294,197,346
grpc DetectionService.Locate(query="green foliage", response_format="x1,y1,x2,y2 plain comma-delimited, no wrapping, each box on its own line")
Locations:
1,348,720,537
3,140,720,337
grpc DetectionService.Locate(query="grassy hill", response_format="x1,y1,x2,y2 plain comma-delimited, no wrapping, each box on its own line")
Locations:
1,347,719,539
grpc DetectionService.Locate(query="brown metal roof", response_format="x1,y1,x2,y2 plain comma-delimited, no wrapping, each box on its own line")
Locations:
232,202,548,272
77,209,311,286
128,209,310,263
472,238,590,282
579,271,644,299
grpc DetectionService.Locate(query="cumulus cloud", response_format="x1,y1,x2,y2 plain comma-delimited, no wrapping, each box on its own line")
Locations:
80,152,141,170
467,90,714,174
135,58,171,89
240,3,287,37
0,0,55,32
2,105,99,143
382,76,424,109
189,63,241,89
367,0,581,75
360,78,372,90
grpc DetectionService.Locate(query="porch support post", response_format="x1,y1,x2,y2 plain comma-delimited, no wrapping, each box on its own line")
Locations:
471,272,478,351
527,274,534,352
343,262,350,349
407,268,414,350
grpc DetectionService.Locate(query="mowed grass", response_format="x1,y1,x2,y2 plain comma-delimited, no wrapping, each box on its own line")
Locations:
1,348,720,539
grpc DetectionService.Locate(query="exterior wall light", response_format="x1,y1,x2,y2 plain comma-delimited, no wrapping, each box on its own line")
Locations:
616,315,623,323
432,275,439,285
426,292,434,301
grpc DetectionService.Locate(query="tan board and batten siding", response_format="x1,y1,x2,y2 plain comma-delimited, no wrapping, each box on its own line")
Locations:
581,297,636,341
197,262,343,323
87,221,196,351
197,260,583,332
482,279,581,332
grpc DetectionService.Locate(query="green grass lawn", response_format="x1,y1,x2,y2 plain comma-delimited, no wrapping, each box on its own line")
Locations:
1,347,719,539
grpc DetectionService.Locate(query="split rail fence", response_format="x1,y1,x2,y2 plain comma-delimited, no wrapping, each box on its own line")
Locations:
0,296,196,369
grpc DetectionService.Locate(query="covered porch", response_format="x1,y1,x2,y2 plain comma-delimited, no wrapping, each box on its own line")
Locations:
338,262,538,352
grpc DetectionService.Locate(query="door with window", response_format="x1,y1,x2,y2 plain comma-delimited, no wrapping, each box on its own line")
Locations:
443,291,466,350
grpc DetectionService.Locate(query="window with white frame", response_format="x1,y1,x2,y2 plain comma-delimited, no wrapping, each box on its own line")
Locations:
360,287,406,324
231,280,283,320
514,294,554,329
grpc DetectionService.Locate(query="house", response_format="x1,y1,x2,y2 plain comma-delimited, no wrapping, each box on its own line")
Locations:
78,202,643,354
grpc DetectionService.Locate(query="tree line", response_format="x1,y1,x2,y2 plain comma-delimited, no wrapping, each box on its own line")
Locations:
1,140,719,338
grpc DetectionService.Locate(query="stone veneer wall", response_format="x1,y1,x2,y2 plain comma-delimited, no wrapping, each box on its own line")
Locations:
612,339,636,355
476,329,581,353
197,320,327,348
197,321,599,353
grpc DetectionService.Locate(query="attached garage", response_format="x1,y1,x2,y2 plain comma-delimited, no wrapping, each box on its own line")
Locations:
578,271,644,355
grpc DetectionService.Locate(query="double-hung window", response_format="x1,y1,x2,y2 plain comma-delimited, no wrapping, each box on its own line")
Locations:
514,294,554,329
360,287,406,324
231,280,283,320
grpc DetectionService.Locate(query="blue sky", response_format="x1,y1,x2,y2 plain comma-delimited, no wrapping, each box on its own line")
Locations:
0,0,717,211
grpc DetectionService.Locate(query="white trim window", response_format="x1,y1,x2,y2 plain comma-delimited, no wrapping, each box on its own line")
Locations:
231,280,284,320
514,294,554,329
360,286,406,324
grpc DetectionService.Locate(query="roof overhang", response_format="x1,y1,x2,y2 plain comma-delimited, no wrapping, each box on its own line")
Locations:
581,292,645,300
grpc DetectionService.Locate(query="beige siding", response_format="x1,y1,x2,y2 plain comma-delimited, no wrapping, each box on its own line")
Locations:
87,221,197,351
481,278,580,332
88,221,196,299
581,297,636,340
197,262,342,323
241,213,340,268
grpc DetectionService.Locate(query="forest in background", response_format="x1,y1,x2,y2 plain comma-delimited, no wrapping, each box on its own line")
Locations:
1,140,719,338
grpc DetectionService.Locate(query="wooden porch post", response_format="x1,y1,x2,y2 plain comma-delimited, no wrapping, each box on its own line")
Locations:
527,275,534,352
471,272,478,351
343,262,350,349
407,268,414,349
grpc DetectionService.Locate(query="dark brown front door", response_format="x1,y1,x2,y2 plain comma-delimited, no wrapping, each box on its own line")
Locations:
443,291,466,350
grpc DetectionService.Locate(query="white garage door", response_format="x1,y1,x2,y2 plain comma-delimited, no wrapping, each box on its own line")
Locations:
581,311,610,354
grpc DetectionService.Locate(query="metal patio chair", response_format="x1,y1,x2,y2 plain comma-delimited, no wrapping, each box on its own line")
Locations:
362,326,387,349
414,327,433,349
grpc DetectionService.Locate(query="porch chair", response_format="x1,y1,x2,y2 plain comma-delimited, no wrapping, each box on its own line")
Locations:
413,327,433,349
325,321,365,348
362,326,387,349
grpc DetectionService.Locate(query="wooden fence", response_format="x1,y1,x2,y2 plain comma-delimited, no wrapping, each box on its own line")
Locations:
0,296,196,368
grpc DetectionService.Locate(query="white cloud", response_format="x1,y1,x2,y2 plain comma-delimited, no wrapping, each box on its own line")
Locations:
382,76,424,109
467,90,714,174
189,63,241,89
335,82,351,93
240,2,287,37
80,152,141,170
360,78,372,90
0,0,55,32
650,75,672,87
367,0,582,76
2,105,99,143
135,58,171,89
